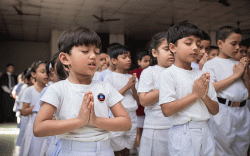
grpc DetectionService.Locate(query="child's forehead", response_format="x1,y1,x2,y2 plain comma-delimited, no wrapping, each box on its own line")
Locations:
225,32,242,42
182,35,201,41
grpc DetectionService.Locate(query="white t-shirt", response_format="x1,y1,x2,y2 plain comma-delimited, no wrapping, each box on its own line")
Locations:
159,64,218,125
98,68,112,81
93,71,101,81
203,57,248,102
104,72,138,112
191,62,199,69
20,86,41,108
138,65,172,129
40,79,123,142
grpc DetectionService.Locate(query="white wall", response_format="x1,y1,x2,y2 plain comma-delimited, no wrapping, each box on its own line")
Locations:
0,41,50,75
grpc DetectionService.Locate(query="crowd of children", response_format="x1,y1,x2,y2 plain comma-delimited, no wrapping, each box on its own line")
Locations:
12,22,250,156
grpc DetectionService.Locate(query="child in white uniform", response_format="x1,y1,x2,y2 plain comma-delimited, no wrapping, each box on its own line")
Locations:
137,32,174,156
159,22,219,156
19,61,49,156
33,27,131,156
191,31,211,70
203,26,250,156
104,45,139,156
15,69,33,147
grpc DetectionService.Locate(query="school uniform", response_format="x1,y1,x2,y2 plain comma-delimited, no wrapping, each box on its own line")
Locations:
191,62,199,70
137,65,173,156
93,71,101,80
159,64,217,156
203,57,250,156
19,86,42,156
15,84,28,146
104,72,138,151
98,68,112,81
130,67,145,128
40,79,123,156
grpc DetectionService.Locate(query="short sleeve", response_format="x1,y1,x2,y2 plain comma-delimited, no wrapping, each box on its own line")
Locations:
20,88,31,103
203,61,217,83
105,83,123,108
138,68,154,93
208,82,218,102
40,85,60,108
159,71,176,105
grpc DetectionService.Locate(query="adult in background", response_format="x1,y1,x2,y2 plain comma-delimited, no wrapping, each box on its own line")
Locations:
0,63,17,122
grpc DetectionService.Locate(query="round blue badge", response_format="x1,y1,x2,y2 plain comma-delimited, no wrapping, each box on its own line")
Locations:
97,93,105,102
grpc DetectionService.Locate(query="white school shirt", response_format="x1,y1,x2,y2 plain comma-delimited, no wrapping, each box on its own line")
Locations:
104,72,138,112
20,86,41,108
40,79,123,142
138,65,172,129
16,84,28,110
98,68,112,81
191,62,199,69
159,64,218,125
203,57,248,102
93,71,101,81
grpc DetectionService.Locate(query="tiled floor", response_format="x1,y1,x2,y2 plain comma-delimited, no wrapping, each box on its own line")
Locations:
0,123,20,156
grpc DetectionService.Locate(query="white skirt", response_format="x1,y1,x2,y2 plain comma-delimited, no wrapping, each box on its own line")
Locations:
139,128,170,156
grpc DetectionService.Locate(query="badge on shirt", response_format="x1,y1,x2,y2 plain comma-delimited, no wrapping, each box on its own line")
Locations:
97,93,105,102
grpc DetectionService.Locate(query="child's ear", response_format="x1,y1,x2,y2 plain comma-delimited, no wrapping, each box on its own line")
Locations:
169,43,177,54
152,49,158,58
59,52,70,68
217,40,223,49
111,58,117,66
137,60,141,66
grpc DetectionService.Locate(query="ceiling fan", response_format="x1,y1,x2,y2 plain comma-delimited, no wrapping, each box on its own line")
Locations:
12,2,41,16
92,10,120,23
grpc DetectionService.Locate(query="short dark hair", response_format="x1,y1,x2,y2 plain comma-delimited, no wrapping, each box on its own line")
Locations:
202,31,211,41
137,49,150,61
150,32,168,50
241,38,250,48
167,21,203,45
58,27,102,54
25,68,32,81
7,63,14,68
46,52,60,77
109,45,129,59
107,43,121,55
216,26,241,43
208,46,219,55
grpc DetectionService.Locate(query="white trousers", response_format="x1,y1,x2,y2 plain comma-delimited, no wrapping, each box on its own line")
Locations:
139,128,170,156
57,139,114,156
168,120,215,156
209,104,250,156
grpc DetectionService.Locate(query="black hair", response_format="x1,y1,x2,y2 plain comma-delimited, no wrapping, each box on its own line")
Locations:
216,26,241,43
58,27,102,54
56,59,69,80
21,68,28,80
107,43,121,55
109,45,129,59
149,32,168,66
46,52,60,77
7,63,14,67
208,46,219,54
25,68,32,81
30,60,47,73
202,31,211,41
136,49,150,61
150,32,168,50
99,49,106,54
167,21,203,45
241,38,250,48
